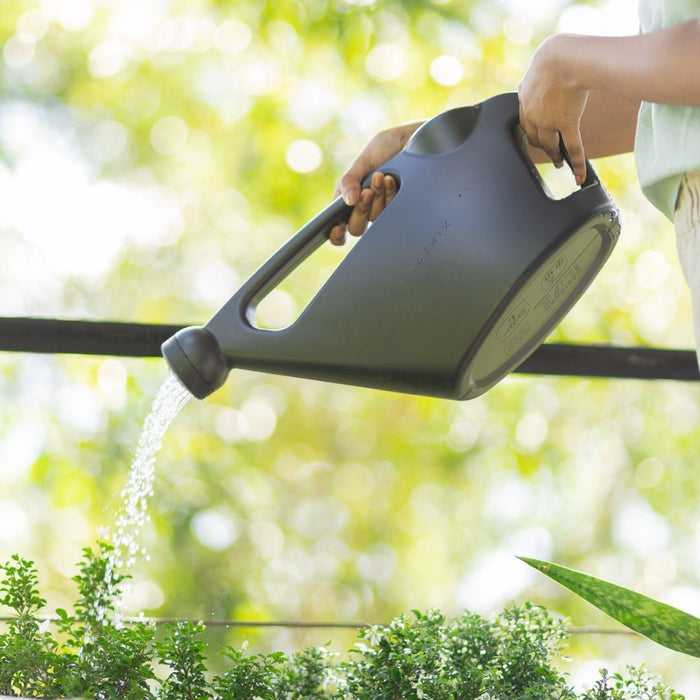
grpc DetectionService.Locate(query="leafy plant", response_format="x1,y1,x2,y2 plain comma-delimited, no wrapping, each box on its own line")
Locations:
0,547,685,699
581,666,685,700
0,544,156,699
211,644,288,699
156,621,211,700
277,645,334,699
521,557,700,658
0,555,61,698
339,604,575,699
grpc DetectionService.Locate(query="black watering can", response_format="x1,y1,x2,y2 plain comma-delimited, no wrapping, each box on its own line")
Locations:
162,92,620,400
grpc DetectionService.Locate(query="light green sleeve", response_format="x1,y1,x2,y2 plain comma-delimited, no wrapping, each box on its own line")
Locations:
634,0,700,219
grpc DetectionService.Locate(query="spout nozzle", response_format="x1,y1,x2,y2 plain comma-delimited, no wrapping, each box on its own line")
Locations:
162,326,229,399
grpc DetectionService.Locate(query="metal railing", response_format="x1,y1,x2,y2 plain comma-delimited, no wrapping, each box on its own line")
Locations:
0,316,698,382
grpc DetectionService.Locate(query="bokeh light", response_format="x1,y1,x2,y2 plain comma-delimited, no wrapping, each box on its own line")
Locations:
285,138,324,173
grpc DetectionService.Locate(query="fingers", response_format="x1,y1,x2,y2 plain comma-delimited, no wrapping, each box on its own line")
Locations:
519,107,562,167
330,167,365,245
336,170,360,207
329,224,346,246
559,127,587,186
329,189,373,245
333,122,416,206
384,174,398,206
345,188,374,237
519,111,587,187
368,171,386,221
334,154,369,207
540,130,563,169
329,173,398,246
330,123,418,245
518,103,540,151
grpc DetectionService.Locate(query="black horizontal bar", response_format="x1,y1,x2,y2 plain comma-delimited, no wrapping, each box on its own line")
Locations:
0,317,183,358
516,342,700,382
0,317,698,382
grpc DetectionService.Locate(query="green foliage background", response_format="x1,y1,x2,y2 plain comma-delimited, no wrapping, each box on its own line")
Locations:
0,0,698,692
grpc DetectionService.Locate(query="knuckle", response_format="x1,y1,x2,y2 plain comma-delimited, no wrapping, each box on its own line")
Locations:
338,173,354,192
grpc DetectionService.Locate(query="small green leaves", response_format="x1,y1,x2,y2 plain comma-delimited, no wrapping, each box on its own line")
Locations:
156,621,211,700
72,541,128,629
341,603,578,699
520,556,700,658
0,555,46,626
0,548,686,698
581,666,686,700
0,556,60,697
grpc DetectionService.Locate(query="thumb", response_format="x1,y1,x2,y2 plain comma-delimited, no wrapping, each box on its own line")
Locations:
337,161,371,206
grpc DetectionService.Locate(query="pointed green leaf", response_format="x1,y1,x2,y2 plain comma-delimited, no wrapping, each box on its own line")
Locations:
520,556,700,658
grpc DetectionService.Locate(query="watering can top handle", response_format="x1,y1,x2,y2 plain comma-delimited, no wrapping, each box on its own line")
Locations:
403,92,600,192
480,92,599,191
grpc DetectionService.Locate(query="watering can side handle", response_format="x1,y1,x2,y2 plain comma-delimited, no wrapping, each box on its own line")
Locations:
233,195,353,316
512,124,600,196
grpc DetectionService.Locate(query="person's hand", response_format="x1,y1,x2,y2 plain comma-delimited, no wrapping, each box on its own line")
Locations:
518,34,590,186
330,121,423,245
330,171,398,246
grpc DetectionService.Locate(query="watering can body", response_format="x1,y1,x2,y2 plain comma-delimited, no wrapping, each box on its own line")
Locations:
163,92,620,400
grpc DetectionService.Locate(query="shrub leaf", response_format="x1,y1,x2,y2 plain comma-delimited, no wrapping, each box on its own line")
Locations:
520,556,700,658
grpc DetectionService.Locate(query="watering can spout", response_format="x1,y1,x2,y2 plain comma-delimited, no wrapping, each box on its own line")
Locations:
162,326,229,399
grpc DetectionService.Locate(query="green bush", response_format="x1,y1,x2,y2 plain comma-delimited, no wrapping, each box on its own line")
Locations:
0,546,683,699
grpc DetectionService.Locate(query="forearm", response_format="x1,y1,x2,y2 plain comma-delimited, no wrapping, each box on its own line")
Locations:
560,20,700,106
518,19,700,178
579,90,639,158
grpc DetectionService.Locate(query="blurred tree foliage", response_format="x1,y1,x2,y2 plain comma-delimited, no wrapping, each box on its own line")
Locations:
0,0,698,691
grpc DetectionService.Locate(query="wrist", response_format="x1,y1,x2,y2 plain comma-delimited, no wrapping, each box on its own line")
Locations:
548,33,592,92
396,120,425,149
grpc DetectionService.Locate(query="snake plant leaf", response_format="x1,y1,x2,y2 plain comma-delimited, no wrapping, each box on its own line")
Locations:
519,556,700,658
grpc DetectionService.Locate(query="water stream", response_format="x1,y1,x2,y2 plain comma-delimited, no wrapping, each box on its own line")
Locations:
100,372,192,620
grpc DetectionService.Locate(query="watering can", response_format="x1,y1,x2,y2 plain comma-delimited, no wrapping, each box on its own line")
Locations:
162,92,620,400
